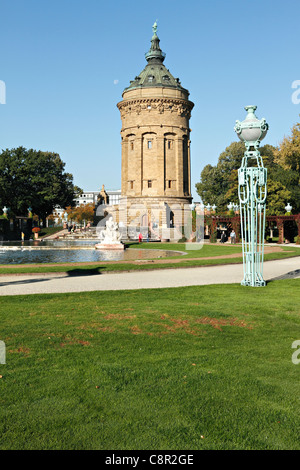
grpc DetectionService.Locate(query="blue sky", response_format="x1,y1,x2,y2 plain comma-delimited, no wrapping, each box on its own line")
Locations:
1,0,300,201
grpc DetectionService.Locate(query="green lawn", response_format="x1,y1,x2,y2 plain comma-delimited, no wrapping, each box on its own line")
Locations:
128,241,243,257
0,279,300,450
39,226,64,238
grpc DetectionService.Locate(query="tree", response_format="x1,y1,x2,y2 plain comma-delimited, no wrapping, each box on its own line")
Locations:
265,179,291,215
65,203,95,224
195,164,225,208
196,142,278,212
273,122,300,213
196,117,300,215
0,147,80,223
274,122,300,175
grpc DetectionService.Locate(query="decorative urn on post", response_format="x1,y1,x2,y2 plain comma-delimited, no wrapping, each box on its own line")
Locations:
235,105,268,146
234,105,269,287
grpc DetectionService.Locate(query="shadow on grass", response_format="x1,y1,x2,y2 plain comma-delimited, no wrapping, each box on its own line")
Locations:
124,242,141,248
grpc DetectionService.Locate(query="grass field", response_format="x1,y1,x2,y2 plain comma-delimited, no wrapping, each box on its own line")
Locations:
39,226,64,238
0,279,300,450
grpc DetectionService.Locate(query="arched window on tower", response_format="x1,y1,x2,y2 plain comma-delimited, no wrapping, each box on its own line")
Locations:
170,211,174,228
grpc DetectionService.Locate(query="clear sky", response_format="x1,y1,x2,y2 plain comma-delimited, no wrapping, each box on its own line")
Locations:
1,0,300,201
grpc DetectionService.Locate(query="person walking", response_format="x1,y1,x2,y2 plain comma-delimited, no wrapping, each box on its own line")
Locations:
230,229,236,244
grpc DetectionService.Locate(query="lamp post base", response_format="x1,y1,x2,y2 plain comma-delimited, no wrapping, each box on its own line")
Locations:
241,278,266,287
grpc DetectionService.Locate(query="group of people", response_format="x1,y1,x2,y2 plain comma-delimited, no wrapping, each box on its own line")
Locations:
67,223,77,233
64,222,91,233
220,229,236,244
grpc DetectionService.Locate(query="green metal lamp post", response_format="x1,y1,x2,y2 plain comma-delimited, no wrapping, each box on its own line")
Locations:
234,105,269,287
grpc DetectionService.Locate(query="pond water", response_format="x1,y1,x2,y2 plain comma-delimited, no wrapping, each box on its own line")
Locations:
0,240,181,264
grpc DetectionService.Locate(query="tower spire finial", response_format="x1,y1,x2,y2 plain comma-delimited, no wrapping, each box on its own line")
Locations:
152,20,158,36
145,21,165,63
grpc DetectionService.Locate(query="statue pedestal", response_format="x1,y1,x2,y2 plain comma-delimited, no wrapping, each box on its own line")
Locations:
95,242,124,250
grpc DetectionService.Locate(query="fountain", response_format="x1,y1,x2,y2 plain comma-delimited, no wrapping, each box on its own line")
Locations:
95,217,124,250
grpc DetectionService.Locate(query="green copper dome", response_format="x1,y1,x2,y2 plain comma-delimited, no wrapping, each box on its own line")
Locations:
123,22,188,94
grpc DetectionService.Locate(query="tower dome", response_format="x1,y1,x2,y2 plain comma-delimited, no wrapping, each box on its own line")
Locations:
123,21,189,96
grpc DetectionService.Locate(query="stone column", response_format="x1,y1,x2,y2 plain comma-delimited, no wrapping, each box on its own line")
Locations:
232,216,240,243
156,134,165,195
135,133,143,196
296,215,300,241
277,217,284,244
187,138,191,196
176,136,183,195
121,137,128,195
209,217,218,243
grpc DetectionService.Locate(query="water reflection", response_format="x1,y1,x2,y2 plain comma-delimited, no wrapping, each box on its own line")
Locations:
0,240,179,264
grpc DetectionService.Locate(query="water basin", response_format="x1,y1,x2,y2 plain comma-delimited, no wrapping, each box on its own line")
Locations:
0,240,184,264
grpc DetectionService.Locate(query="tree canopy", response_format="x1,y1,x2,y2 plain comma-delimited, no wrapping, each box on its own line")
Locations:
196,121,300,215
0,147,80,221
65,203,95,224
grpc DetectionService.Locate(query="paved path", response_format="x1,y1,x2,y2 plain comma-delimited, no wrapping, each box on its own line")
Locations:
0,257,299,296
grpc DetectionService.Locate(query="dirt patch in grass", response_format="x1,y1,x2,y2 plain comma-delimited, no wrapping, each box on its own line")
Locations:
9,346,31,355
105,313,137,320
195,317,253,331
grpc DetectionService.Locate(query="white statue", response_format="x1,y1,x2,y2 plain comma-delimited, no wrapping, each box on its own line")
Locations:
95,218,124,250
99,218,122,243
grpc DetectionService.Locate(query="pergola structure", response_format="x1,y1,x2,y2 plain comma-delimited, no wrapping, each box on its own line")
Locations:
205,214,300,244
267,215,300,244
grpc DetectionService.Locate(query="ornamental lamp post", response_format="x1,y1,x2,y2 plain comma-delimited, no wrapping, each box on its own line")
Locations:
285,203,292,213
234,105,268,287
232,203,240,215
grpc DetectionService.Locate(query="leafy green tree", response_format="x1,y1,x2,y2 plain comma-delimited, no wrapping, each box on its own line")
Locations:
65,203,95,224
218,141,246,173
265,179,291,215
274,122,300,175
0,147,80,224
196,118,300,215
196,141,278,213
195,164,225,208
273,122,300,213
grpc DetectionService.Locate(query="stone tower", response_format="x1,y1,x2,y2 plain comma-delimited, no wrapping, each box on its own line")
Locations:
117,23,194,238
